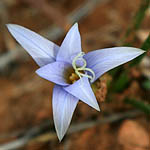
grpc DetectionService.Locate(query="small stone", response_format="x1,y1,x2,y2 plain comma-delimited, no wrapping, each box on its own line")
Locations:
118,120,150,150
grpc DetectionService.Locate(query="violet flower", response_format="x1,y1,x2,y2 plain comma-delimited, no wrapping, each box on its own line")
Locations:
7,23,144,141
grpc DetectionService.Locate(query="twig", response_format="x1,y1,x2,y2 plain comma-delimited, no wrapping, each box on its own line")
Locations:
0,0,109,73
22,0,70,30
0,109,143,150
68,109,142,133
0,120,53,150
68,0,109,23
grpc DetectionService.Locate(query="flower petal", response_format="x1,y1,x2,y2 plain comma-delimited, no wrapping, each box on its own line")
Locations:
53,85,79,141
84,47,145,81
7,24,59,67
56,23,82,64
64,77,100,111
36,61,71,86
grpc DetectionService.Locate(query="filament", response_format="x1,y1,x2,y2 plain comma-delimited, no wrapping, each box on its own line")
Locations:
72,52,95,82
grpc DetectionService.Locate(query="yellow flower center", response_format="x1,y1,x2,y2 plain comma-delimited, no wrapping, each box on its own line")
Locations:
69,72,80,84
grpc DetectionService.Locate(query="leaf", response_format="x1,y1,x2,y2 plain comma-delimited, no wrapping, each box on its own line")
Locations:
142,79,150,90
111,71,129,92
124,0,150,39
124,98,150,114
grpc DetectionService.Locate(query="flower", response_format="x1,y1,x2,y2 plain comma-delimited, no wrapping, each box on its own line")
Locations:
7,23,144,141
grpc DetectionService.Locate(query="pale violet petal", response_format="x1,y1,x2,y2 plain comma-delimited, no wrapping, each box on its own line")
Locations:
53,85,79,141
36,61,71,86
7,24,59,67
84,47,145,81
64,77,100,111
56,23,82,64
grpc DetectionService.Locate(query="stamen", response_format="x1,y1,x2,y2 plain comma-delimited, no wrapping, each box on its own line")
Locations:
72,52,95,82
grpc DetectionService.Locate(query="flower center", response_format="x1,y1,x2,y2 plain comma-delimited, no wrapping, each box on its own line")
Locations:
69,72,80,84
70,52,95,83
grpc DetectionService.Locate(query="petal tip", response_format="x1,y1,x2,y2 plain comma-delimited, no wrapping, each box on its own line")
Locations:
131,47,145,54
139,49,145,54
6,24,22,36
57,133,65,142
74,22,78,26
133,47,145,54
6,24,17,30
35,68,43,77
6,24,9,28
6,23,11,27
55,123,66,142
35,69,40,75
35,69,44,78
94,104,100,112
6,24,12,30
72,22,78,30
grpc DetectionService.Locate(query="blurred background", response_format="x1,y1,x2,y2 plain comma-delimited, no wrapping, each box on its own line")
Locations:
0,0,150,150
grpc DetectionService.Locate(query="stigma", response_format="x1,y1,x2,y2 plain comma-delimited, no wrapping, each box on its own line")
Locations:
72,52,95,83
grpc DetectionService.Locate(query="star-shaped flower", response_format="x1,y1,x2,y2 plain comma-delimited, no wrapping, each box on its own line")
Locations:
7,23,144,141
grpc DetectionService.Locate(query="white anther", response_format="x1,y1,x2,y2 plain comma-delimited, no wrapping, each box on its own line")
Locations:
72,52,95,82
